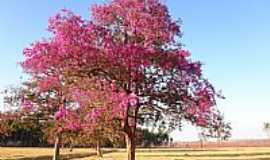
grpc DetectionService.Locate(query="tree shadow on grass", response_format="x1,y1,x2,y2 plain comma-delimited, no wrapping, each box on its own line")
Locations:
138,152,270,159
11,150,270,160
15,150,116,160
137,149,227,152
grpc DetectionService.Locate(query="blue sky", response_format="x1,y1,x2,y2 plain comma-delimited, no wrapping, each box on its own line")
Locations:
1,0,270,141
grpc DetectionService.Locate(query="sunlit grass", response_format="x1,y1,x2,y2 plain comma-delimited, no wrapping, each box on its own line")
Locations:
1,147,270,160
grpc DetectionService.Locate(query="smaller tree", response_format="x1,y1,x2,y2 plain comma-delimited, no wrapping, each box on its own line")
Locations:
198,132,208,148
2,80,124,158
198,112,231,146
263,122,270,138
3,82,66,160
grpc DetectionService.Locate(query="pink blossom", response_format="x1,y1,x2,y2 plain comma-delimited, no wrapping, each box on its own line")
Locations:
196,116,207,127
55,105,67,120
128,93,138,106
21,100,34,111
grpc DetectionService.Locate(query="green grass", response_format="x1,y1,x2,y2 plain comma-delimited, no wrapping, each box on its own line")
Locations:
1,147,270,160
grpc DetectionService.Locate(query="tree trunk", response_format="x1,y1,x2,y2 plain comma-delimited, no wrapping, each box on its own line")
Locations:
200,139,204,148
52,134,61,160
96,140,102,158
217,137,222,147
126,132,136,160
123,99,139,160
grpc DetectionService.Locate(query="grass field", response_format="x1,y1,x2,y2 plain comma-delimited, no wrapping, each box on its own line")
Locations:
1,147,270,160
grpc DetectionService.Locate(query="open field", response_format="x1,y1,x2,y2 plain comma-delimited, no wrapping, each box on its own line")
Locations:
2,147,270,160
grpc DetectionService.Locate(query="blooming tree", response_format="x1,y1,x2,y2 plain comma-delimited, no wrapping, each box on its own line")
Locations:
22,0,224,159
